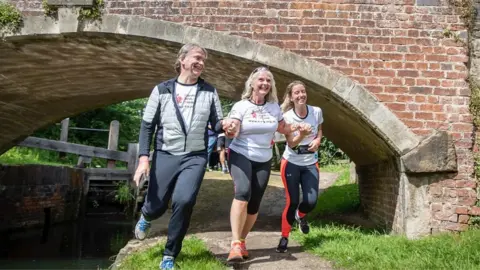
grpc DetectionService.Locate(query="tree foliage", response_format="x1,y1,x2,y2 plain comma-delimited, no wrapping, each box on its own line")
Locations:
33,96,347,167
34,98,146,151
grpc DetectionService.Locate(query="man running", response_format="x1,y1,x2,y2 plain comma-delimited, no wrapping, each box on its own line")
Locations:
132,43,233,270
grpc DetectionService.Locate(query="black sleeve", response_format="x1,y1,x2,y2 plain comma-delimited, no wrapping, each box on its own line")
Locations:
138,86,161,157
209,89,224,133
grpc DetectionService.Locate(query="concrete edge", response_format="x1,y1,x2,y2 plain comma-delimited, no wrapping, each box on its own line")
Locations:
400,130,458,173
4,13,420,155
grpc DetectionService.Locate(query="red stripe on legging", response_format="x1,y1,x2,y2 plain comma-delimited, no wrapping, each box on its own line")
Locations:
280,158,291,238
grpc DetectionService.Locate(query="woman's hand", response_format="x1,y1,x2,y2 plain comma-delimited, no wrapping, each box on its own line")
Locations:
133,156,150,187
298,123,312,136
223,118,240,138
308,138,321,152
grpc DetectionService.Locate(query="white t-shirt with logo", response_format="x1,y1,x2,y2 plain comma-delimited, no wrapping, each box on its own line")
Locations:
282,105,324,166
228,100,283,163
175,82,197,132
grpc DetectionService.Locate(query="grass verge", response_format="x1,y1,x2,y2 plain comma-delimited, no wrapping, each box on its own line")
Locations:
117,237,226,270
313,163,360,217
293,162,480,270
0,146,127,168
293,222,480,270
0,147,72,166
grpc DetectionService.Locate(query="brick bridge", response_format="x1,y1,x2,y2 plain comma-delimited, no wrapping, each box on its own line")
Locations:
1,0,478,238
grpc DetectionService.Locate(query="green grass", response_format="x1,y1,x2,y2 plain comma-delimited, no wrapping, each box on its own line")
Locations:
0,147,73,166
294,162,480,270
0,146,127,168
313,162,360,217
117,237,226,270
293,222,480,270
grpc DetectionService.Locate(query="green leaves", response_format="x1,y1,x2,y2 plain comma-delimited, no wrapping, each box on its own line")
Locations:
0,2,22,35
79,0,105,21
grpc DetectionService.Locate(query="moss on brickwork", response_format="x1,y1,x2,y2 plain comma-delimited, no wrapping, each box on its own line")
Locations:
469,78,480,127
448,0,480,217
0,2,22,35
79,0,104,21
449,0,476,29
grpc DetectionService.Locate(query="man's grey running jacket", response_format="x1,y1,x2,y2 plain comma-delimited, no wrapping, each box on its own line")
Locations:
138,78,223,157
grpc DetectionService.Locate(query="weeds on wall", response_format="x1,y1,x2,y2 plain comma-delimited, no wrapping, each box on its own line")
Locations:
42,0,104,21
448,0,477,30
448,0,480,221
78,0,104,21
42,0,58,18
0,2,22,36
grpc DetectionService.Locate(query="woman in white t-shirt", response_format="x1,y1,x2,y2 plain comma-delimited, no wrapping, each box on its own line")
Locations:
224,67,310,263
275,81,323,253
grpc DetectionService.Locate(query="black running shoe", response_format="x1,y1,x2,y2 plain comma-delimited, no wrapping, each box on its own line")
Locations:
296,210,310,234
276,237,289,253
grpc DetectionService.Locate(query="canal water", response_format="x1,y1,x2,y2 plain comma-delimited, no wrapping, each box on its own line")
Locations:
0,214,133,270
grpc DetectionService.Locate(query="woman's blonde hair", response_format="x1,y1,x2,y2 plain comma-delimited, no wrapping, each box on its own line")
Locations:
280,80,306,112
241,67,278,103
174,43,208,74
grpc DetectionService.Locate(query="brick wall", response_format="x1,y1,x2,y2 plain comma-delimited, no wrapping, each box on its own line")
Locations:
10,1,472,137
358,158,403,232
0,165,84,231
11,0,473,163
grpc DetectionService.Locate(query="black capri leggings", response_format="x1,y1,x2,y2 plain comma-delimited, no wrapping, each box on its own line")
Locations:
228,149,272,215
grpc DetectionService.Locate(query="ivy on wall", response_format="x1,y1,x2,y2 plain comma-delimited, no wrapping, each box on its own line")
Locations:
78,0,104,21
448,0,480,224
42,0,104,21
0,2,22,35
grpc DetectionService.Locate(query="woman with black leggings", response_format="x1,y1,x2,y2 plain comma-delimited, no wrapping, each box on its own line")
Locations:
276,81,323,253
223,67,309,263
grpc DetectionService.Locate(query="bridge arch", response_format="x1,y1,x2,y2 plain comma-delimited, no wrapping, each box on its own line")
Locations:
1,11,458,237
1,12,419,161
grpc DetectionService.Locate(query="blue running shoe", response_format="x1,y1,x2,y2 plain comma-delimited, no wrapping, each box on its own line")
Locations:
160,256,175,270
134,214,151,240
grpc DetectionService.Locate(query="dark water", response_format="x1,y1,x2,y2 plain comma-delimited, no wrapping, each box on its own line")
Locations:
0,215,133,270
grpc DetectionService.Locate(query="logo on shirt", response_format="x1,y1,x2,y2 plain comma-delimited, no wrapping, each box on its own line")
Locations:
251,111,257,118
176,94,183,104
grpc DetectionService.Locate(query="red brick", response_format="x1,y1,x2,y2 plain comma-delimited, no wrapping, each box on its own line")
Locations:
432,203,443,212
455,181,477,189
405,120,424,129
406,54,425,61
452,123,474,132
470,206,480,216
458,197,477,206
456,206,469,215
459,215,470,224
456,189,476,198
314,3,338,10
290,2,312,9
398,70,419,77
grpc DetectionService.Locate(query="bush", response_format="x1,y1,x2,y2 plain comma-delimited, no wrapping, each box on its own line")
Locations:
0,2,22,35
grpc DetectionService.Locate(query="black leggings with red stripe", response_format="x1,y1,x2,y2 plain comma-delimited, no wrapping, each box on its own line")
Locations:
280,158,319,238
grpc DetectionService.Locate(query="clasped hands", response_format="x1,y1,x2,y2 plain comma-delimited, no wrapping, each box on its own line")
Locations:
292,123,312,136
293,123,320,152
222,118,239,138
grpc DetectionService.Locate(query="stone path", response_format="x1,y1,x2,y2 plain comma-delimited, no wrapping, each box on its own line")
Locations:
113,171,339,269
